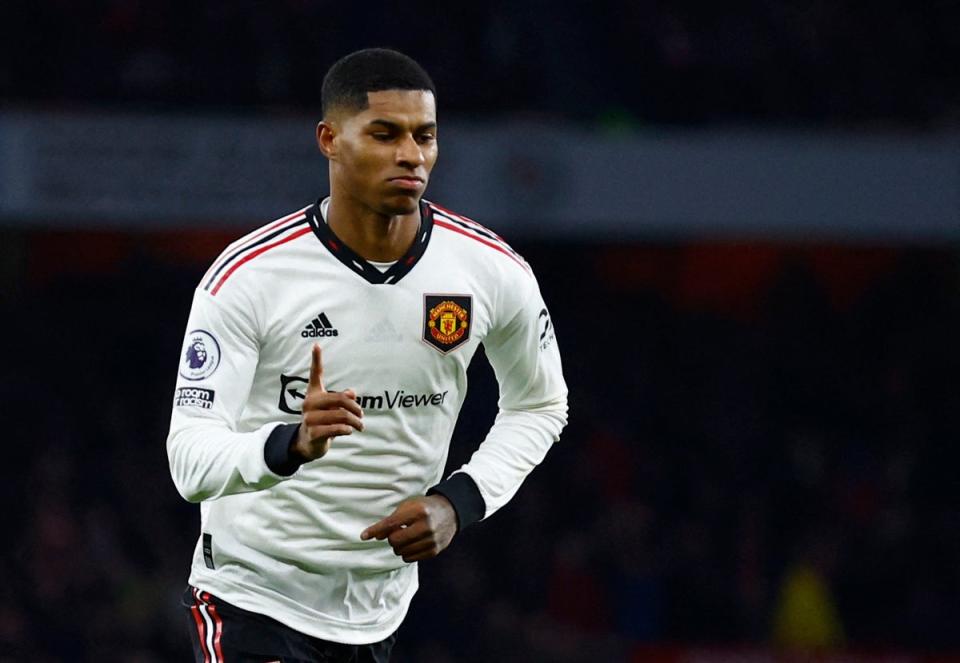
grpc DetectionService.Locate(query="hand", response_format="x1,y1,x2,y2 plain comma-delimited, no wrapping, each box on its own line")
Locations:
291,344,364,461
361,495,458,563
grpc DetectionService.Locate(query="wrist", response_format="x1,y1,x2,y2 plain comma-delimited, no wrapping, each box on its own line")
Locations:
427,473,485,531
289,426,308,461
264,423,307,476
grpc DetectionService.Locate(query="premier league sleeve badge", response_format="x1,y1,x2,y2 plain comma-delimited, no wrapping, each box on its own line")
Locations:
422,294,472,354
179,329,222,380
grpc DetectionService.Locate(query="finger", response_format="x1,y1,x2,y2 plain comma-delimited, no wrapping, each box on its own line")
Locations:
388,520,429,549
361,510,417,541
397,537,436,559
303,409,364,432
307,423,355,440
401,540,441,563
334,393,363,418
303,392,363,419
361,517,399,541
309,343,325,392
400,537,438,556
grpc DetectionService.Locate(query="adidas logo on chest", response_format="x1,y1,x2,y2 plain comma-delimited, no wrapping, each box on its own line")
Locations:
302,312,339,338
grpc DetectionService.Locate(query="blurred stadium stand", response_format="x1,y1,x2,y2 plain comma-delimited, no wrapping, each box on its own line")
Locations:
1,111,958,242
1,2,958,661
1,1,958,126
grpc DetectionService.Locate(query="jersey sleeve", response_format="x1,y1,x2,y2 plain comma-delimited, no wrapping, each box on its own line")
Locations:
166,286,299,502
438,268,568,522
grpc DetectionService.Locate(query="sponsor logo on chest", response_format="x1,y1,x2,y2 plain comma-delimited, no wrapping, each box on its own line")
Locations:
358,390,448,410
278,374,448,415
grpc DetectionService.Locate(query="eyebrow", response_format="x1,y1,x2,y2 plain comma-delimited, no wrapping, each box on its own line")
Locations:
367,119,438,131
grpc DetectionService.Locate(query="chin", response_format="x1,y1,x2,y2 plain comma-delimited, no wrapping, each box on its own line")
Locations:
380,196,420,216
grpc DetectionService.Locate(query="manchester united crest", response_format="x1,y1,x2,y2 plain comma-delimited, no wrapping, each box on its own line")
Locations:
423,294,472,354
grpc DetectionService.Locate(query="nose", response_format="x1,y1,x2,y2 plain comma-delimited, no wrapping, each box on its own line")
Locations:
396,134,425,167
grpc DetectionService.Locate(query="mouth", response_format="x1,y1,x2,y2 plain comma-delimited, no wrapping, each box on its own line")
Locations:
387,176,425,191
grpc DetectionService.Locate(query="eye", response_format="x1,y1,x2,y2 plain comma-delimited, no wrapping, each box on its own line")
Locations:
371,132,392,142
416,133,436,145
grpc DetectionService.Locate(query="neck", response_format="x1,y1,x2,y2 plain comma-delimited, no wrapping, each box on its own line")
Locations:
325,194,420,262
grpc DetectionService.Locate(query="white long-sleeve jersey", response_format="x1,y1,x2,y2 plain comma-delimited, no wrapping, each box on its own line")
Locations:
167,198,568,644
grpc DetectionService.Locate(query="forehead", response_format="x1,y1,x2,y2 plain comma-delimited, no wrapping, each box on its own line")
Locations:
350,89,436,125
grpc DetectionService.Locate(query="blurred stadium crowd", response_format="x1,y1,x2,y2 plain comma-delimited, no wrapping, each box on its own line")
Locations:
1,0,958,126
2,1,959,661
1,238,957,661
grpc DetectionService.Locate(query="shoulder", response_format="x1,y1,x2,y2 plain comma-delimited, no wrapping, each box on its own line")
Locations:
198,205,314,297
427,200,532,278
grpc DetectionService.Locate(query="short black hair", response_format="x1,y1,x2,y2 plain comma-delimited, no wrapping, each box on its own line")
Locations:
321,48,436,118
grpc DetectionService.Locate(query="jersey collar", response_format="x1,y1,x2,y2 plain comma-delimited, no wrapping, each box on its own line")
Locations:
308,198,434,285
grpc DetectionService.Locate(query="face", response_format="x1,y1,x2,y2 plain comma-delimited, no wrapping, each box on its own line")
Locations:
319,90,438,216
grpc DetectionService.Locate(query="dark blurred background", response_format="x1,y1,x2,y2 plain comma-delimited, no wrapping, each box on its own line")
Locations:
1,2,959,662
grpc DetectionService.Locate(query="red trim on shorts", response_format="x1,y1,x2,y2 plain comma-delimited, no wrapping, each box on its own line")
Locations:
204,596,225,662
211,226,313,295
433,219,530,272
190,590,211,663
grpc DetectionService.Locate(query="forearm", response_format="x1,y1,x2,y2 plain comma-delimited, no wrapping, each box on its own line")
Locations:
167,421,301,502
452,401,567,519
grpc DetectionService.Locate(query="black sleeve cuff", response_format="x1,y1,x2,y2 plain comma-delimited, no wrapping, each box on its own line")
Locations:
264,423,306,477
428,473,485,531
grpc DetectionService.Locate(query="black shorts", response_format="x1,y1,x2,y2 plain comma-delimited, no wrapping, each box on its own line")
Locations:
182,586,398,663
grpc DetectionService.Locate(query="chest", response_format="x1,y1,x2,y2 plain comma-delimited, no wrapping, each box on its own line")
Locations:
255,266,494,396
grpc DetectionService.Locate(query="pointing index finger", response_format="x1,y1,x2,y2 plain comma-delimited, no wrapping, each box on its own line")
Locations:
309,343,326,392
361,512,412,541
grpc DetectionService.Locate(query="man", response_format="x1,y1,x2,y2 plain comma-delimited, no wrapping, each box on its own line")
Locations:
167,48,568,662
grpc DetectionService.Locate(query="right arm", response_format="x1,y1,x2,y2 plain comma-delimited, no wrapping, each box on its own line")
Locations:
166,288,363,503
167,287,292,502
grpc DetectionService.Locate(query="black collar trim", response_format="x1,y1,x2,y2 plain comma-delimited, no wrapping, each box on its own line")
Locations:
307,198,434,285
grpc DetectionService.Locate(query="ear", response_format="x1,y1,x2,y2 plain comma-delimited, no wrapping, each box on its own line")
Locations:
316,121,337,160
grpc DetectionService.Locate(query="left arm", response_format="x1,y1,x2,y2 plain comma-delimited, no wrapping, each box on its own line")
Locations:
441,271,568,520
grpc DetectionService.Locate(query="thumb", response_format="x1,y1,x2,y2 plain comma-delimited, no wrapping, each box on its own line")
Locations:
309,343,326,392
